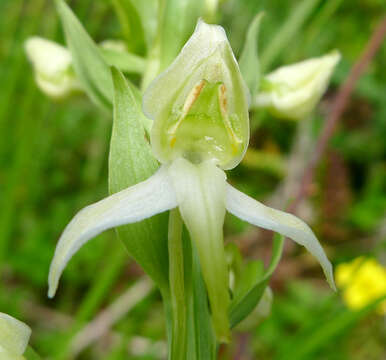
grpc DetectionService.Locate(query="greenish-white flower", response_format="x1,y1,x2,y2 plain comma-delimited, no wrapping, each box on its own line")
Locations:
48,20,335,342
0,313,31,360
25,36,82,99
254,51,341,120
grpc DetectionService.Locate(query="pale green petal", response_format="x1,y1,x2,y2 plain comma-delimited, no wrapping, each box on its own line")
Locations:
48,167,177,298
167,158,230,342
143,19,249,169
225,184,335,289
0,313,31,356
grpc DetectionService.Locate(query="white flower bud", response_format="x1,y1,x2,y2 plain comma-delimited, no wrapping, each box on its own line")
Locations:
254,51,341,120
25,36,82,99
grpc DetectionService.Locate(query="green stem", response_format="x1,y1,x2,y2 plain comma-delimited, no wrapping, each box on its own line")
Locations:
260,0,321,71
168,209,187,360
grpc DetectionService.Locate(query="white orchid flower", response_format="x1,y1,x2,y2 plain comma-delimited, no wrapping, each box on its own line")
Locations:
25,36,82,99
0,313,31,360
48,20,335,342
254,51,341,120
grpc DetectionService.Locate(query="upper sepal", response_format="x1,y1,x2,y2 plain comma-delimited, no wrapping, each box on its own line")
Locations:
143,19,250,170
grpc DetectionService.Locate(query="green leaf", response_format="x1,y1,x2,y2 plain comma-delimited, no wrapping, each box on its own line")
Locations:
233,260,265,305
100,48,146,74
131,0,158,49
25,347,41,360
239,12,264,96
111,0,146,55
55,0,113,110
185,233,217,359
260,0,322,71
229,234,284,328
109,67,169,291
276,295,386,360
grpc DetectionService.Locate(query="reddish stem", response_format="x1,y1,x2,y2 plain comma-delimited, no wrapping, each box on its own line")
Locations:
289,17,386,214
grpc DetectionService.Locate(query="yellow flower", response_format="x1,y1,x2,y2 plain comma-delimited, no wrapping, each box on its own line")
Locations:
336,257,386,314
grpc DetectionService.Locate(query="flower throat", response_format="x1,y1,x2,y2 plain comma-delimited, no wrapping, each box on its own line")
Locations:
166,79,242,166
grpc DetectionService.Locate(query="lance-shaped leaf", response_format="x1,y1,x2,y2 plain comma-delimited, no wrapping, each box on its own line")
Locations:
0,313,31,358
109,68,170,290
143,19,250,170
48,167,177,297
131,0,158,50
167,158,230,342
229,234,284,328
225,184,335,290
239,12,264,97
55,0,113,110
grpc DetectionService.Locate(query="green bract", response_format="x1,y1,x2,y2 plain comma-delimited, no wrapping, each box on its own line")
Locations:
143,20,250,170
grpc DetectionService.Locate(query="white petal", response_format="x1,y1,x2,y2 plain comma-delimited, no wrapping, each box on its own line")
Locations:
48,166,177,298
167,158,230,342
225,184,335,289
0,313,31,356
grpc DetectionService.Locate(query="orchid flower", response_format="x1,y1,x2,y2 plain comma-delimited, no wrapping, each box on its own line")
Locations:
0,313,31,360
48,20,335,342
254,51,341,120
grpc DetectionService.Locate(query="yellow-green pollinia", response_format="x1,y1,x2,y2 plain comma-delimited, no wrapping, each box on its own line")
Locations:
48,20,335,342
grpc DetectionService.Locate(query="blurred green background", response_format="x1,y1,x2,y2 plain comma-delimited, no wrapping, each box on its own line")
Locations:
0,0,385,359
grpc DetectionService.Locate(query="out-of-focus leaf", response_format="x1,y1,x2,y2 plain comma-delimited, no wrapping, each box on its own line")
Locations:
158,0,204,70
55,0,113,110
111,0,146,55
131,0,158,50
230,234,284,328
261,0,322,71
109,67,169,291
100,48,146,74
239,12,264,96
241,148,285,178
276,295,386,360
25,347,41,360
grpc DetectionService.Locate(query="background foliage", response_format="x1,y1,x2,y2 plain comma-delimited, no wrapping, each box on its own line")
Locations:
0,0,385,359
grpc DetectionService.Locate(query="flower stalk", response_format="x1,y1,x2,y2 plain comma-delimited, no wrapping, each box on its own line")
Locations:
168,209,187,358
